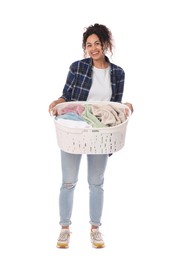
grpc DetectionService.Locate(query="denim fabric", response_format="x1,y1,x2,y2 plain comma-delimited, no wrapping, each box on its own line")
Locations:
59,150,108,227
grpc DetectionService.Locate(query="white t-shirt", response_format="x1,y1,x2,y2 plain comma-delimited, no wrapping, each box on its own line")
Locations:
87,66,112,101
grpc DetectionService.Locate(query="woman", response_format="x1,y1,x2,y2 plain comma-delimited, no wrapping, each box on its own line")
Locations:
49,23,133,249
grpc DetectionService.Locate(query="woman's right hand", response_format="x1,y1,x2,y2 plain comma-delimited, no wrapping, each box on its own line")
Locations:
48,98,66,116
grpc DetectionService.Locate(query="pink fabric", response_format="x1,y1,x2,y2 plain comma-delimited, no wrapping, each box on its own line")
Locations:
57,104,85,116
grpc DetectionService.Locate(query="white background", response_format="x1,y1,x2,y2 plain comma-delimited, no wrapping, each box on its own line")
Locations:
0,0,177,259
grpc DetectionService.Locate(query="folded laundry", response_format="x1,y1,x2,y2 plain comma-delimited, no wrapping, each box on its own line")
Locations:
81,104,107,128
55,102,127,128
91,103,126,127
55,118,92,129
55,112,85,121
57,103,85,116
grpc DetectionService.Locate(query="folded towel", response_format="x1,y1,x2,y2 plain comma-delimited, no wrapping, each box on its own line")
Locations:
55,118,92,128
55,112,85,121
81,104,107,128
91,104,126,127
57,104,85,116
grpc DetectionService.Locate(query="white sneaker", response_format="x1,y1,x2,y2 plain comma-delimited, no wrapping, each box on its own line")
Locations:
56,229,71,248
90,228,105,248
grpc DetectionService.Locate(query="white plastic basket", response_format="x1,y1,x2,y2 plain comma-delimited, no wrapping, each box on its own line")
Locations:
53,101,131,154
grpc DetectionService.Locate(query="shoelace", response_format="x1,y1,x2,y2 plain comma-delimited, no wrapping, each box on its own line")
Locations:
58,230,70,241
92,230,103,241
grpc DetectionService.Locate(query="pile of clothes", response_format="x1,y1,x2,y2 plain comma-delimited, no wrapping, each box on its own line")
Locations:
55,103,128,129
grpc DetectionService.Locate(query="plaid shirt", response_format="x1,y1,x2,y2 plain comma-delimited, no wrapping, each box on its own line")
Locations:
60,56,125,102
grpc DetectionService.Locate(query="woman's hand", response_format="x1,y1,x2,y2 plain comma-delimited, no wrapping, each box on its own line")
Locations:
123,102,134,115
48,98,66,116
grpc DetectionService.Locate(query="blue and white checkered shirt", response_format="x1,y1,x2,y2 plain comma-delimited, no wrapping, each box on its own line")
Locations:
60,56,125,102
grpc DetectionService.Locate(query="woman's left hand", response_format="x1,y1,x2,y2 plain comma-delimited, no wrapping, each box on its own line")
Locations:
123,102,134,114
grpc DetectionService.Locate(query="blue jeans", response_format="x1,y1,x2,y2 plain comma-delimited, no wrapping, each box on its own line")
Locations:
59,150,109,227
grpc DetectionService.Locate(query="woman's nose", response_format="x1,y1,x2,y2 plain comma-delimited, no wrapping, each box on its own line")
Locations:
91,44,96,51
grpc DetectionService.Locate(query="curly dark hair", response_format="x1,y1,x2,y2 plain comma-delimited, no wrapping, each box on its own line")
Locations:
82,23,113,56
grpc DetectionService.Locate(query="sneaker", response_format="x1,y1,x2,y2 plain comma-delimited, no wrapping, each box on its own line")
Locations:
90,228,105,248
56,229,71,248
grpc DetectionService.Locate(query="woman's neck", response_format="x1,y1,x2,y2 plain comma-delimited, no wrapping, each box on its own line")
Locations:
92,58,109,69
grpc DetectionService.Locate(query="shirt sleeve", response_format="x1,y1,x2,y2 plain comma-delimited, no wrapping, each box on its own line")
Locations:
111,66,125,102
117,69,125,102
59,63,76,101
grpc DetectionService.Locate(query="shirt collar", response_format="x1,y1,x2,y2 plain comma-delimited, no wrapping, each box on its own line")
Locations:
89,56,110,66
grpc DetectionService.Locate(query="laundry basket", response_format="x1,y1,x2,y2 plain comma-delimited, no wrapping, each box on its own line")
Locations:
53,101,131,154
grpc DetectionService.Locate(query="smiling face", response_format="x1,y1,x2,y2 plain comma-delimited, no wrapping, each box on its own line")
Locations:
85,34,106,61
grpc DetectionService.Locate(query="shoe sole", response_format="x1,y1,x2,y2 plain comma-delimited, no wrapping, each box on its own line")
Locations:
56,243,69,249
92,243,105,248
